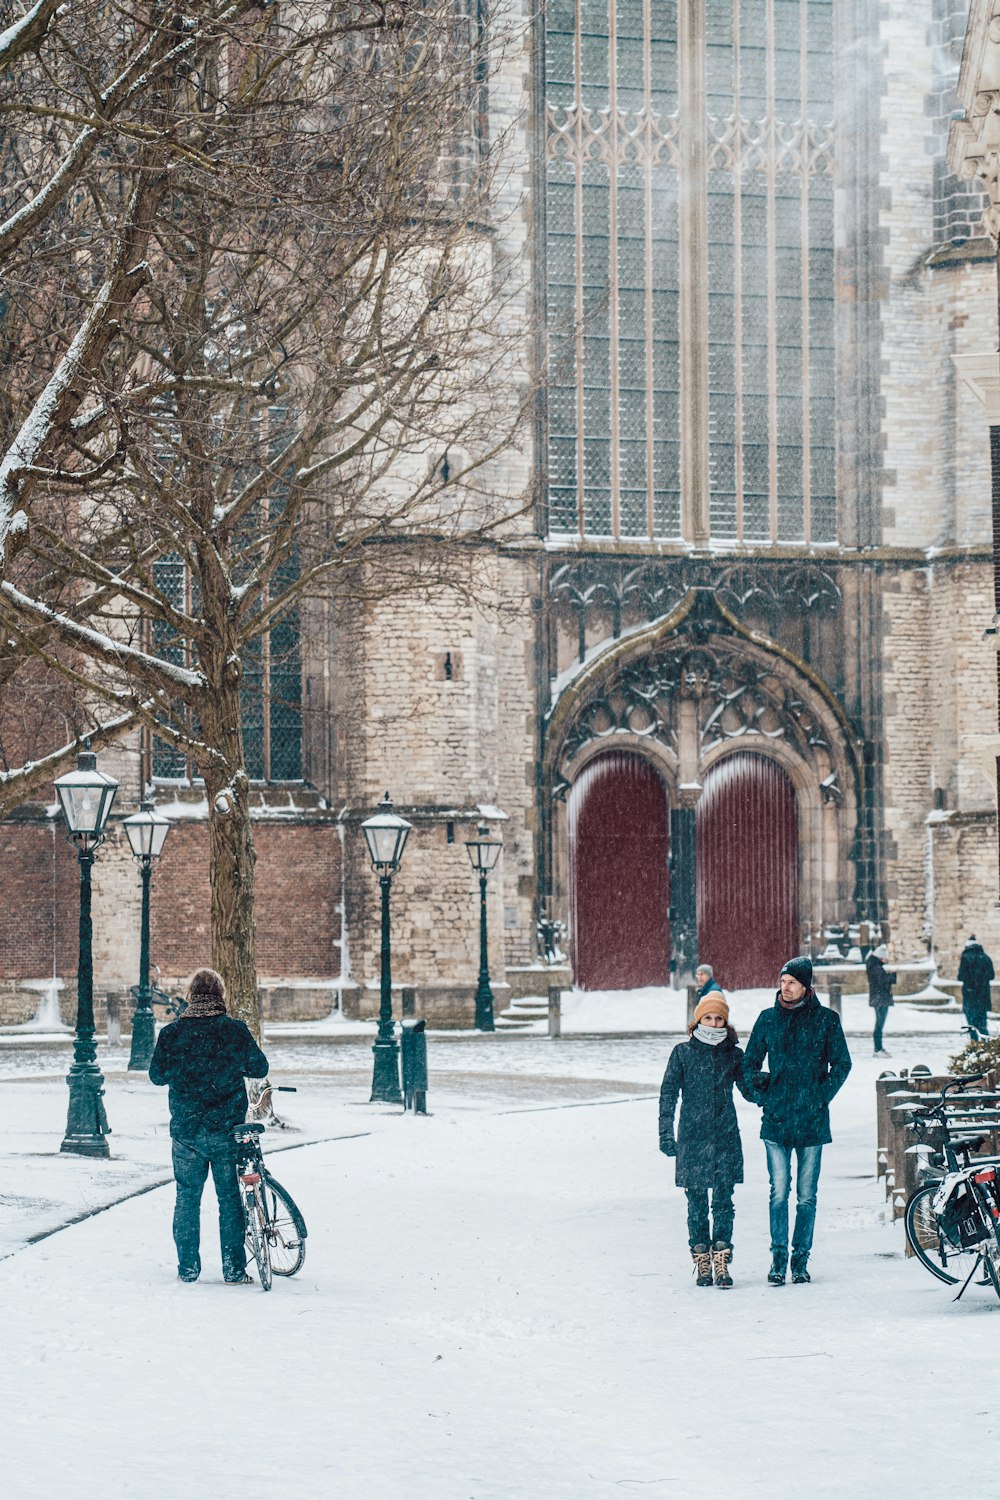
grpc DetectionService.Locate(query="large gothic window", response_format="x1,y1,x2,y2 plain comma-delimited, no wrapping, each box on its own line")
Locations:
149,556,302,784
544,1,836,545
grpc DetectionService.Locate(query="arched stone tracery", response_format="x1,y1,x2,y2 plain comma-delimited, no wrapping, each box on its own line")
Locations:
544,587,864,974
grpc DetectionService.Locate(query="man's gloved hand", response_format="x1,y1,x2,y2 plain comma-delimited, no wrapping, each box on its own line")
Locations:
660,1138,677,1157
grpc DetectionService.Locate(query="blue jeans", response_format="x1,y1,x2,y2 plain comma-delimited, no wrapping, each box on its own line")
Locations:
873,1006,889,1051
171,1128,246,1279
764,1140,823,1260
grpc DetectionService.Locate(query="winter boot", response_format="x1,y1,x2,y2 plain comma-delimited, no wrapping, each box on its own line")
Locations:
691,1244,714,1287
711,1242,733,1289
767,1250,787,1286
791,1256,811,1284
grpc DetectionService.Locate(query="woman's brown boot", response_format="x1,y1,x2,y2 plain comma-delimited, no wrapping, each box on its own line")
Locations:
691,1244,713,1286
712,1243,733,1288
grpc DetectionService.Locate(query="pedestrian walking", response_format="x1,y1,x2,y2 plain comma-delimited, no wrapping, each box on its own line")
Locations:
149,967,268,1285
694,964,723,1001
659,991,759,1289
865,943,896,1056
957,934,995,1041
743,955,852,1286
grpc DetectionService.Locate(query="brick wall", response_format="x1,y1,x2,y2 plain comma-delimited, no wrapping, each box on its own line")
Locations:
0,809,342,1024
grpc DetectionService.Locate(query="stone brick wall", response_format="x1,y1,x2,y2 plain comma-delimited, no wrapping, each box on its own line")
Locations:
878,0,1000,981
881,560,1000,970
0,809,342,1025
325,537,541,1023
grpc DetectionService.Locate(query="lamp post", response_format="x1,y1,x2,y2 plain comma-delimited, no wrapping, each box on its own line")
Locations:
122,799,171,1070
53,750,119,1156
465,822,502,1032
361,793,412,1104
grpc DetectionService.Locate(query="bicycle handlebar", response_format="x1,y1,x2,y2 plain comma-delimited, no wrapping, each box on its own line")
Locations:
909,1073,991,1127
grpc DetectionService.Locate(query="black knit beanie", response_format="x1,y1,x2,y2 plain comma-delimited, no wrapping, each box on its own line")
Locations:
780,955,813,988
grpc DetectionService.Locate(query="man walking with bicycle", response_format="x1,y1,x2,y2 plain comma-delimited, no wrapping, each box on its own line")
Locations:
743,956,852,1286
150,968,268,1285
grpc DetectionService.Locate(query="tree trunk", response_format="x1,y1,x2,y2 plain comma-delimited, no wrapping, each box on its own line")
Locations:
200,676,261,1040
209,771,260,1038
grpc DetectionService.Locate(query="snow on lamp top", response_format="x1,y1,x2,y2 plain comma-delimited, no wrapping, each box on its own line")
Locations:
465,822,502,873
361,793,412,874
123,799,171,860
54,751,119,845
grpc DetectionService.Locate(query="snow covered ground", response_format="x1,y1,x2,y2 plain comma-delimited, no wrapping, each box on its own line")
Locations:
2,1012,997,1500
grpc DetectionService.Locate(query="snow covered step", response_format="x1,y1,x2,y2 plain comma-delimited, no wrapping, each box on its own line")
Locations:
497,996,549,1027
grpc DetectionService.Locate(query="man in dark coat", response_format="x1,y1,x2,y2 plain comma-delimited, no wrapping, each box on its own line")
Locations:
865,943,896,1057
957,934,995,1041
743,955,852,1286
149,967,268,1284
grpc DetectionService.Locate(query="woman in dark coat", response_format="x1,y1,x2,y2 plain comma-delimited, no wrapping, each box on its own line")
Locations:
865,943,896,1057
659,991,758,1288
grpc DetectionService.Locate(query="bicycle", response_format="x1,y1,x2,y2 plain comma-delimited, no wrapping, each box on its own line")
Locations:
903,1073,1000,1301
233,1100,308,1293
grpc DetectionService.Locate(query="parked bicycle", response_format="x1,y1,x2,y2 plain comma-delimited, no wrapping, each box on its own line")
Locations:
233,1095,308,1292
903,1073,1000,1301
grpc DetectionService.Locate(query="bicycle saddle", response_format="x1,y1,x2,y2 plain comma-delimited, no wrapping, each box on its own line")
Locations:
952,1134,988,1154
233,1122,265,1136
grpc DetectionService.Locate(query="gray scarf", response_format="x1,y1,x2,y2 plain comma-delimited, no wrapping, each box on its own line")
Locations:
694,1023,728,1046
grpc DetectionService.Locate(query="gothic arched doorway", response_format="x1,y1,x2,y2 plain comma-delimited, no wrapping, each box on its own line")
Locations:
569,750,670,990
696,752,799,989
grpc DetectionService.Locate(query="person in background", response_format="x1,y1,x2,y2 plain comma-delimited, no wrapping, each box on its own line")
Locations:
150,967,268,1285
659,992,759,1289
865,943,896,1057
957,934,995,1042
694,964,723,1001
743,956,852,1287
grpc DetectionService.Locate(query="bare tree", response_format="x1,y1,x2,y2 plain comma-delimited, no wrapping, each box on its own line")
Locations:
0,1,278,790
0,0,532,1032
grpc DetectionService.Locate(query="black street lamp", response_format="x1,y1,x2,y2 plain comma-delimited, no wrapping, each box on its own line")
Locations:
465,822,502,1032
122,799,171,1071
361,793,412,1104
53,749,119,1156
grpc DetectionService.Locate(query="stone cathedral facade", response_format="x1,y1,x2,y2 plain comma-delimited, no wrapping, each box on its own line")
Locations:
3,0,1000,1025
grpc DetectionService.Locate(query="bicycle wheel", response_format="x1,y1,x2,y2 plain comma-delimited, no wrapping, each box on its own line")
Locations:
904,1183,991,1286
262,1175,307,1277
243,1186,272,1292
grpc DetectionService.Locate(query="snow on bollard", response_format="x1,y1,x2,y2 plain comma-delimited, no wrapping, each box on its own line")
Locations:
548,986,561,1039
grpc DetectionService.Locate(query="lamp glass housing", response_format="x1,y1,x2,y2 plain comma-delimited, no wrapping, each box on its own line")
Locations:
54,752,119,841
465,823,502,873
123,800,171,860
361,794,412,873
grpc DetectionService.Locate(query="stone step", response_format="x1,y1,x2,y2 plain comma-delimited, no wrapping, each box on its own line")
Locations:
498,997,549,1028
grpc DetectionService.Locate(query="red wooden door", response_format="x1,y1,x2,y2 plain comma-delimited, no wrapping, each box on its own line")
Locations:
696,751,799,989
569,751,670,990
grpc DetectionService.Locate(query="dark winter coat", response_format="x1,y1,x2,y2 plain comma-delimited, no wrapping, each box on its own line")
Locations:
865,952,896,1009
696,977,724,1001
658,1030,758,1189
149,1014,268,1139
958,942,995,1010
742,991,852,1147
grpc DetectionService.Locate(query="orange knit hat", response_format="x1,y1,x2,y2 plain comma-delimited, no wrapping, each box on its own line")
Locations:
694,993,730,1025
